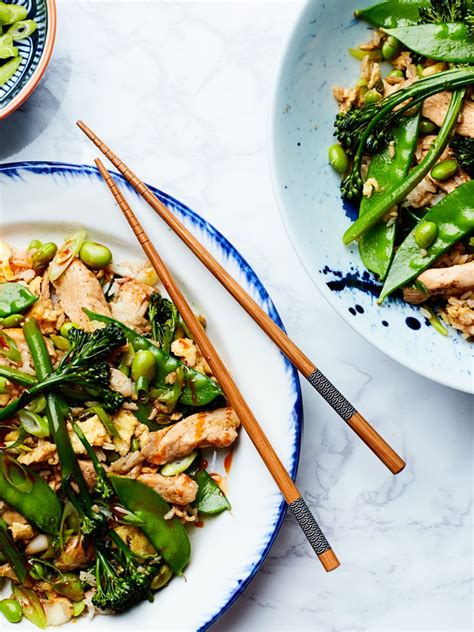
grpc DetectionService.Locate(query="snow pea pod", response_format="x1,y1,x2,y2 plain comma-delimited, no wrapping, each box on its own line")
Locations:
0,453,62,534
83,308,223,407
380,180,474,301
110,475,191,575
355,1,428,28
359,112,421,279
0,282,37,317
187,462,231,515
385,23,474,63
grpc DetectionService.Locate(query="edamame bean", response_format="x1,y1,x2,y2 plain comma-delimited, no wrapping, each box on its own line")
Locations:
130,437,140,452
32,242,58,272
60,322,79,338
328,144,349,175
131,349,156,397
364,89,382,105
415,221,438,249
382,36,401,60
79,241,112,270
387,69,404,79
27,239,42,252
0,598,22,623
431,159,458,181
50,334,70,351
0,314,24,327
420,119,437,135
0,377,9,394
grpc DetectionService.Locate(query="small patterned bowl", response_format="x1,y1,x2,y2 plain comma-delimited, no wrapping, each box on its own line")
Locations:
0,0,56,119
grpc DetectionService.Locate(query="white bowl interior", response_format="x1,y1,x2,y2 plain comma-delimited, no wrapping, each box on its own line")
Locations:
271,0,473,394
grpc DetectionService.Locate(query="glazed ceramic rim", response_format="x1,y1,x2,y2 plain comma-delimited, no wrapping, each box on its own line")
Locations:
268,0,472,395
0,160,303,630
0,0,57,120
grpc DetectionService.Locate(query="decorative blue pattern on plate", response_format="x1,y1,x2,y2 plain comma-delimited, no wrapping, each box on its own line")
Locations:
0,161,303,631
271,0,473,394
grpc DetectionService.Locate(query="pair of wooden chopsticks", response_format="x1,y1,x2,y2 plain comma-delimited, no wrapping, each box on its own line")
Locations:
77,121,405,570
77,122,404,476
93,157,339,572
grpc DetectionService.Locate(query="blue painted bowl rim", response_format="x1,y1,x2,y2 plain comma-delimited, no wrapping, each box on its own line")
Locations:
268,1,472,395
0,160,303,630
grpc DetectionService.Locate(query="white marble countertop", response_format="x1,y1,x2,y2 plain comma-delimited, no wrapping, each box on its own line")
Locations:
2,1,472,630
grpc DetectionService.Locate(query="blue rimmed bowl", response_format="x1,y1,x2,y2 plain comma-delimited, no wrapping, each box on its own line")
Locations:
270,0,473,394
0,0,56,119
0,161,303,630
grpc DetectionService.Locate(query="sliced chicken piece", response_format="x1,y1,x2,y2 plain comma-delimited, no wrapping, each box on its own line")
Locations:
0,563,17,581
404,261,474,304
111,279,153,332
52,259,111,329
55,535,93,571
422,92,474,137
141,407,240,465
109,367,133,397
137,471,198,506
418,261,474,295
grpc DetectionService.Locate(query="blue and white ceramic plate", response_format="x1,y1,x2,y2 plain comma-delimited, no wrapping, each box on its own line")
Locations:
271,0,473,394
0,0,56,119
0,162,302,630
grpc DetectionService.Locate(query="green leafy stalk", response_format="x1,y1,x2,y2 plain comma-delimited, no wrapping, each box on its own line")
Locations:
22,319,106,536
72,423,114,500
91,531,160,613
0,364,37,387
0,322,126,421
0,517,28,583
334,67,474,199
343,89,466,244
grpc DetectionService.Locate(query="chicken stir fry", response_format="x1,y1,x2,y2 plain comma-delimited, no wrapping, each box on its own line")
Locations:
0,232,239,626
330,0,474,339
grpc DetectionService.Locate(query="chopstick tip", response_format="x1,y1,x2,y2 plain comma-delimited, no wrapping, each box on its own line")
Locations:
319,549,340,572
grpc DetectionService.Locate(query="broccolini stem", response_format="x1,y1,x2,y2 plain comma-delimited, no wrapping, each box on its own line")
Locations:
0,518,28,583
343,89,466,244
23,320,96,526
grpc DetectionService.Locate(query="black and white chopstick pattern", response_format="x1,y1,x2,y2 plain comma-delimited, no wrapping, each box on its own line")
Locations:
289,497,331,556
307,369,357,421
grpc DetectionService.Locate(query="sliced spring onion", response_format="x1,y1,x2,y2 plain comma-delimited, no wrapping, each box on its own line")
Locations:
48,230,87,281
7,19,37,40
18,410,50,438
161,451,198,476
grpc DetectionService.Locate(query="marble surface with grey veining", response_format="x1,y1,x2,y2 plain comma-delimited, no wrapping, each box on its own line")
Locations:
1,1,472,630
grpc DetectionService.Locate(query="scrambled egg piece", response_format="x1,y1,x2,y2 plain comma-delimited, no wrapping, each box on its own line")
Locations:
69,415,110,455
112,410,138,456
18,441,57,465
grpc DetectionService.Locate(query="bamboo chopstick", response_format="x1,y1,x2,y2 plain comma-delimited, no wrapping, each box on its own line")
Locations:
95,157,340,573
78,120,405,476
